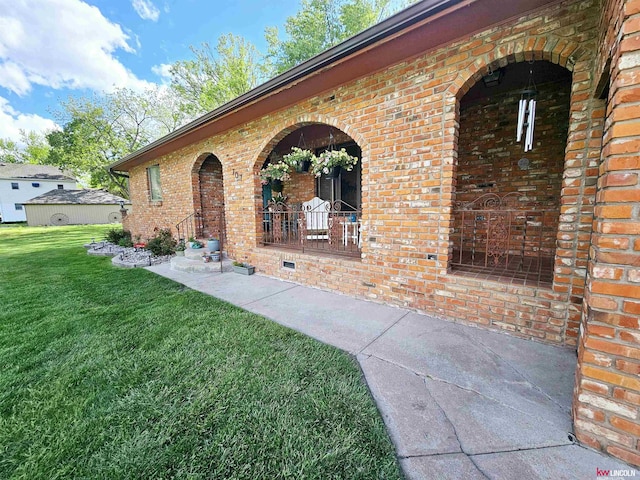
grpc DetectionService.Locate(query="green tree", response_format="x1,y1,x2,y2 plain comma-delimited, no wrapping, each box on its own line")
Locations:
266,0,416,75
0,138,20,163
47,87,188,197
0,130,51,164
169,34,264,116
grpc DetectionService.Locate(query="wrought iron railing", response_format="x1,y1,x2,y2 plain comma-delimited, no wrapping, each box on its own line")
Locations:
451,193,558,277
261,199,361,257
176,211,204,242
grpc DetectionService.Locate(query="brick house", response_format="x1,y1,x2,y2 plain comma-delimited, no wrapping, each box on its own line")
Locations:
111,0,640,466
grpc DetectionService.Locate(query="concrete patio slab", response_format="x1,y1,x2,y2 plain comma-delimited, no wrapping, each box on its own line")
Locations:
358,354,461,457
244,284,407,353
426,378,572,455
400,453,487,480
470,325,577,412
147,263,296,306
362,312,572,431
471,444,633,479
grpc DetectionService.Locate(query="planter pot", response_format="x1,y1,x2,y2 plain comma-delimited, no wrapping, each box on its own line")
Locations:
271,179,284,192
327,166,341,178
176,250,185,257
210,251,221,262
233,265,255,275
207,239,220,251
298,160,311,173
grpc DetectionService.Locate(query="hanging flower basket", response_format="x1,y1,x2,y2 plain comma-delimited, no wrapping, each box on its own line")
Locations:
259,161,291,186
327,166,341,178
283,147,316,173
311,148,358,178
271,179,284,192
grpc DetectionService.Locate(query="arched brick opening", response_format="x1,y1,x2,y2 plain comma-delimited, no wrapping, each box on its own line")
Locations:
450,60,572,287
191,152,226,248
253,118,365,257
443,37,596,300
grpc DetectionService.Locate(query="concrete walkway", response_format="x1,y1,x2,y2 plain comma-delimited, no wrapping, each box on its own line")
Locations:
147,263,634,479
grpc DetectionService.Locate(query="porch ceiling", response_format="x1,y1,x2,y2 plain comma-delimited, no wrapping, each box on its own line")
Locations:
112,0,562,172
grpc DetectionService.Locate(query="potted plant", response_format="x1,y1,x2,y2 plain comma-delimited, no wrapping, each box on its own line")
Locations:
207,237,220,251
259,161,291,192
232,261,255,275
175,240,186,256
270,193,288,205
311,148,358,178
191,239,203,249
283,146,316,173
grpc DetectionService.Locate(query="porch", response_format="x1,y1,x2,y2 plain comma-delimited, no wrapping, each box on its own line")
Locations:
256,123,362,259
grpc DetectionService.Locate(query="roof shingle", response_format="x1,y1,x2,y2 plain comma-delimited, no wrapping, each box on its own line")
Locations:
0,163,76,181
24,189,130,205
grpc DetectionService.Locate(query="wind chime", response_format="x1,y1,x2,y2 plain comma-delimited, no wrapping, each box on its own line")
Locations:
516,63,537,152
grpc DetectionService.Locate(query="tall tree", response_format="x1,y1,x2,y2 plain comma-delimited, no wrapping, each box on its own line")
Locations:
0,131,50,164
168,34,264,116
47,87,188,197
265,0,416,75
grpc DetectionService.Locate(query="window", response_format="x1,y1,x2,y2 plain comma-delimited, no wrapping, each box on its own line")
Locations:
32,182,40,188
147,165,162,201
14,203,23,210
57,184,64,190
11,182,18,190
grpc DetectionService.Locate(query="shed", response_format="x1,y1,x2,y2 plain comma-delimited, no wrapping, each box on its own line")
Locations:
24,190,131,226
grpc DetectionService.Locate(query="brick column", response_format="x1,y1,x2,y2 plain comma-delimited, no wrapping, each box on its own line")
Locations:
574,0,640,466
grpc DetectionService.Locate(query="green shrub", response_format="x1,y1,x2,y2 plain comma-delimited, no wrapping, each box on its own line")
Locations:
105,228,131,245
146,228,177,256
118,237,133,248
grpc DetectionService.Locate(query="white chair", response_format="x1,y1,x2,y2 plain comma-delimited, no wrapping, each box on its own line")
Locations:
301,197,329,241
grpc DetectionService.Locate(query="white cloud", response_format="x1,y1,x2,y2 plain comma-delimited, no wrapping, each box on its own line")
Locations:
0,0,154,96
151,63,172,83
0,96,59,143
132,0,160,21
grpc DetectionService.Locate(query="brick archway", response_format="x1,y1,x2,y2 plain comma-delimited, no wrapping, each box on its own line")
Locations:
447,35,585,100
253,114,367,175
191,152,226,248
252,118,366,251
440,36,600,313
440,34,609,461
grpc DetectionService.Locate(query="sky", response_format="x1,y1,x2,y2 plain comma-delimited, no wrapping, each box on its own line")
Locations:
0,0,302,144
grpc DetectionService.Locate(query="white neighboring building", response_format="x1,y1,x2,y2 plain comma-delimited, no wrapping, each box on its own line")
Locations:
0,163,77,222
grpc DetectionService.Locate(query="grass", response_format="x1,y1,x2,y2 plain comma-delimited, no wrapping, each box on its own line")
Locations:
0,225,401,479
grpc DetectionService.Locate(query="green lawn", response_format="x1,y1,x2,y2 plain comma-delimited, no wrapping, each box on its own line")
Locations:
0,225,401,479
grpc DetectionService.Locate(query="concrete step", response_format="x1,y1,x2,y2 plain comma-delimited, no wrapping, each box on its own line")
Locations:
184,247,221,260
171,256,225,273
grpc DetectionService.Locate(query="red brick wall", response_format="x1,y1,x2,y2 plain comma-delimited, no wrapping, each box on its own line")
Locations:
124,0,600,347
573,0,640,466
